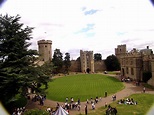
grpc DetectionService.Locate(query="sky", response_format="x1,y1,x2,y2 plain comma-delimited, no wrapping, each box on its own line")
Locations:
1,0,154,60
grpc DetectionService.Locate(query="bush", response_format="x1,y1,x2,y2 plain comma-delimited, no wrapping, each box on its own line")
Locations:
4,94,27,114
142,71,152,83
24,109,49,115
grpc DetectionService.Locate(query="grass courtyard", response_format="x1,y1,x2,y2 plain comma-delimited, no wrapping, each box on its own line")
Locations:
85,93,154,115
45,74,124,102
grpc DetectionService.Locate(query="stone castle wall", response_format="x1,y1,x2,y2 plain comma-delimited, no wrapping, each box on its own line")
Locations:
80,50,94,73
94,60,106,72
69,60,106,72
116,45,154,86
69,60,81,72
148,58,154,86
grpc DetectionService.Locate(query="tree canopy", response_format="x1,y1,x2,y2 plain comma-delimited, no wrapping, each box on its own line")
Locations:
0,14,50,106
104,54,120,71
94,53,102,61
52,48,63,73
63,52,71,74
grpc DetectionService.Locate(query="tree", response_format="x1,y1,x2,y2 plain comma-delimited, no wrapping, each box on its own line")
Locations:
0,14,50,107
40,61,54,77
104,54,120,71
76,57,80,61
35,61,54,89
142,71,152,83
24,109,49,115
94,53,102,61
63,52,71,74
52,49,63,73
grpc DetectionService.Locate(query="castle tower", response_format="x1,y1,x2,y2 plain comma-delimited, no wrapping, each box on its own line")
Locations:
148,56,154,86
38,40,52,62
115,44,127,63
80,50,94,73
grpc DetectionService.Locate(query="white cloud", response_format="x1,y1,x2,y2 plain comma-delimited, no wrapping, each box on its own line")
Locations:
1,0,154,59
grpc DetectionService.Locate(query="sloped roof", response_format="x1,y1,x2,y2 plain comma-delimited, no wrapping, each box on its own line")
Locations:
54,106,69,115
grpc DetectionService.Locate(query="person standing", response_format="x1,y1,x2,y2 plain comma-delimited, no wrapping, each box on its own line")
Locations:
78,98,80,105
105,102,107,108
85,104,88,115
66,97,68,102
105,91,107,97
143,87,146,93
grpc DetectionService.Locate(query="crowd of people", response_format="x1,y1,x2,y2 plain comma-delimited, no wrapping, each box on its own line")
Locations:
61,96,102,111
117,98,137,105
44,96,103,115
112,94,116,101
121,77,132,82
12,107,26,115
106,105,117,115
31,94,46,105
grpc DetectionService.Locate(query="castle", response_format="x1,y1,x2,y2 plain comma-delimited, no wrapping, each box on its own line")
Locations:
37,39,106,72
38,40,52,62
115,45,154,86
37,40,154,86
80,50,94,73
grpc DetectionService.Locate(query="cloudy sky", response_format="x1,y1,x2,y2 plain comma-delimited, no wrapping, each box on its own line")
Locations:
1,0,154,60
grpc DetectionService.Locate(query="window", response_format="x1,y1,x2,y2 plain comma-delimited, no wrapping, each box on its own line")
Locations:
126,59,128,65
131,68,134,75
130,60,133,65
126,67,128,74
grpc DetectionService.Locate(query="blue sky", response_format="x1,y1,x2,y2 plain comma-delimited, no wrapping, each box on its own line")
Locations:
1,0,154,59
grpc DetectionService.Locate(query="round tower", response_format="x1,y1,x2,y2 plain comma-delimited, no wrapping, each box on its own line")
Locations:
38,40,52,62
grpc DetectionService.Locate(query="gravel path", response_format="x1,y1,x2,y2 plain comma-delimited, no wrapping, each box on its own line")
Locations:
25,74,154,115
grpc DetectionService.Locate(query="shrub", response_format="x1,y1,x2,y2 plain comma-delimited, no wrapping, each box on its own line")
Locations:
142,71,152,83
24,109,49,115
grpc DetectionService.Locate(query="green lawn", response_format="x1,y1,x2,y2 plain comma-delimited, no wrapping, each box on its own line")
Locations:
85,93,154,115
46,74,124,102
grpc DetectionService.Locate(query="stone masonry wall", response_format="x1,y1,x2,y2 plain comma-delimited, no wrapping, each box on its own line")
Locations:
69,60,106,72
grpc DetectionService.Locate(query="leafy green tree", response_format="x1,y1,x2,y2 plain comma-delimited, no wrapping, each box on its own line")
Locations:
24,109,49,115
104,54,120,71
52,48,63,73
40,61,54,77
76,57,80,61
0,14,49,107
63,52,71,74
94,53,102,61
142,71,152,83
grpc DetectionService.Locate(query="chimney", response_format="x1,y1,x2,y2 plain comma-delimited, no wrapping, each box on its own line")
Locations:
147,46,149,49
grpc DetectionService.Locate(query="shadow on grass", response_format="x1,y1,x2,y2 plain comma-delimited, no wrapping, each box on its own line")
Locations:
106,76,121,82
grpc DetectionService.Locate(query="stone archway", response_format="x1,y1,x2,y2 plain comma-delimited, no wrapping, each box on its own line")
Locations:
86,68,90,73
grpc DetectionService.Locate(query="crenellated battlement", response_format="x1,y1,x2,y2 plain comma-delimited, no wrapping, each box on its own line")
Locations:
38,40,52,44
117,44,154,85
80,50,94,73
124,52,141,57
37,39,52,63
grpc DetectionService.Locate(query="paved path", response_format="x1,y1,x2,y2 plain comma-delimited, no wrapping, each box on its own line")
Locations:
25,74,154,115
